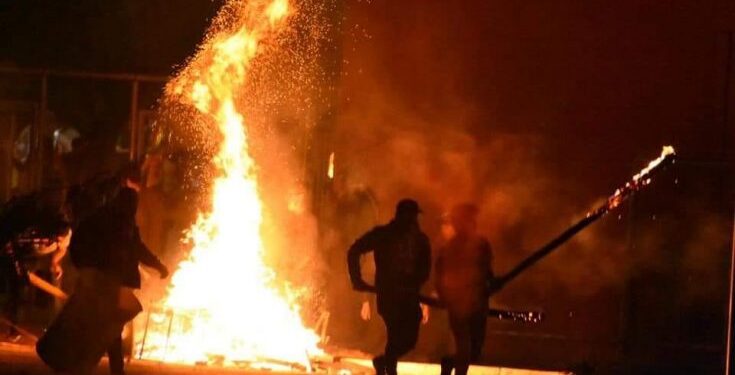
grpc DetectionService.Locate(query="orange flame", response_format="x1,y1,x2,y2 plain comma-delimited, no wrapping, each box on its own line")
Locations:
136,0,321,368
327,152,335,179
607,145,675,210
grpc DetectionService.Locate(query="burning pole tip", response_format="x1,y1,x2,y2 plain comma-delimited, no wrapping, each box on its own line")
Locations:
632,145,676,183
606,145,676,211
495,145,677,291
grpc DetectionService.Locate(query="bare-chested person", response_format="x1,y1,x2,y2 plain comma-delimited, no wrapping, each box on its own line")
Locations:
435,204,493,375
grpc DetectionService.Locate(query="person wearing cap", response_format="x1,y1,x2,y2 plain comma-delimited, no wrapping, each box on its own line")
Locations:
435,203,494,375
347,198,432,375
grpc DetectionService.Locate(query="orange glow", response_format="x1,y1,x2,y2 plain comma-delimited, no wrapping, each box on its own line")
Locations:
136,0,321,368
267,0,289,25
327,152,335,179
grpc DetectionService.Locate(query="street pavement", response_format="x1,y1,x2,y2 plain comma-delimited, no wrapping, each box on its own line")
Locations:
0,343,564,375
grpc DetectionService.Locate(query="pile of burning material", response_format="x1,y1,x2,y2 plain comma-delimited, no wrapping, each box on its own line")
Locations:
134,0,324,370
135,307,326,372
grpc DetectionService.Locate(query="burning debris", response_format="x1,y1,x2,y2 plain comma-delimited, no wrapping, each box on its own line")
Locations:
135,0,322,368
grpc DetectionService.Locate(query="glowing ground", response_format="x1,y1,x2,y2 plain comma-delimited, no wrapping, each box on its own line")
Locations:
0,343,565,375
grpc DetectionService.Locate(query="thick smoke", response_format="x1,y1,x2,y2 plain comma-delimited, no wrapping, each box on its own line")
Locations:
329,1,732,312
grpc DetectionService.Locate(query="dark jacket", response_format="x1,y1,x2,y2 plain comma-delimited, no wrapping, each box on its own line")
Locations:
70,189,163,289
347,221,431,297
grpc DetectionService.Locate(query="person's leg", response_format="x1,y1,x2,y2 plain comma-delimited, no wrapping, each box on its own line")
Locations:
5,267,22,339
440,356,455,375
468,311,487,363
108,335,124,375
372,355,387,375
375,310,397,375
383,302,421,375
449,314,472,375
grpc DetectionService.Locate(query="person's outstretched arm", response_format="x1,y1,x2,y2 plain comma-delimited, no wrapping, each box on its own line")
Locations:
347,228,379,291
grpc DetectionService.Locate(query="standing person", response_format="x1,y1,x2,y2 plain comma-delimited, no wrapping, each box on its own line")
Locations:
348,199,431,375
435,204,493,375
38,187,168,375
104,187,169,374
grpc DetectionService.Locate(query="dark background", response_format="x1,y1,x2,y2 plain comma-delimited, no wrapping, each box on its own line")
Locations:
333,2,735,373
1,0,734,373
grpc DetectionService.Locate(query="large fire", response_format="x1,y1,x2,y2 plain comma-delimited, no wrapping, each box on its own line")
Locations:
136,0,321,368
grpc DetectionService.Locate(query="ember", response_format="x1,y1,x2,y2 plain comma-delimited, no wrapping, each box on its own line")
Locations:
327,152,335,180
135,0,321,368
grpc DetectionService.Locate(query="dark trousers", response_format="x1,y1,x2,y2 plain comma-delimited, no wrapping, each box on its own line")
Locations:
2,257,22,335
375,294,421,375
441,311,487,375
108,335,124,374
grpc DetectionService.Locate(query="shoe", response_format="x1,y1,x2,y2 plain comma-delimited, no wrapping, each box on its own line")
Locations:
440,357,454,375
372,356,386,375
384,357,398,375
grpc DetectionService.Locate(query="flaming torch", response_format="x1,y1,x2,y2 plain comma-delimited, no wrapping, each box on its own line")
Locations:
378,146,676,324
493,146,676,290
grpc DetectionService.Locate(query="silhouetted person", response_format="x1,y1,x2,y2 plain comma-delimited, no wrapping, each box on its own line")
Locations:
435,204,493,375
39,187,168,375
348,199,431,375
76,187,168,374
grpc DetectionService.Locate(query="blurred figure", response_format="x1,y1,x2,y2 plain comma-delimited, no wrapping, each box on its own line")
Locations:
0,190,70,341
38,185,168,375
435,204,493,375
348,199,431,375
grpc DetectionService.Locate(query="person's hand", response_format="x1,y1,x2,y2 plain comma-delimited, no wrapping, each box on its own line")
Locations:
486,277,504,296
360,300,372,321
57,231,71,251
50,263,63,280
158,264,170,279
352,281,373,292
420,303,430,324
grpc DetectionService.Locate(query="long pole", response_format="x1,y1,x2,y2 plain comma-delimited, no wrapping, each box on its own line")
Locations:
722,30,733,375
129,80,140,161
496,209,606,287
494,150,676,290
726,207,735,375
